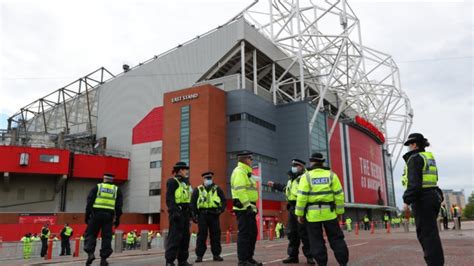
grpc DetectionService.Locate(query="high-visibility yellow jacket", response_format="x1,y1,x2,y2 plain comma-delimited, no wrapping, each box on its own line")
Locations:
295,168,344,222
231,162,258,212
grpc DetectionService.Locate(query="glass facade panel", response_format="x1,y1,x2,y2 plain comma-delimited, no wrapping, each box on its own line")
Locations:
180,105,190,164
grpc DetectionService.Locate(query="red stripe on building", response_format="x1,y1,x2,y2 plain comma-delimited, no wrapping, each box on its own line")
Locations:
132,107,164,144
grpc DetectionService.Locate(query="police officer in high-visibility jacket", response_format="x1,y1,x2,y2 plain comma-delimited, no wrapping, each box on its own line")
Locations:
21,233,33,259
165,162,193,266
191,171,226,263
84,173,123,266
402,133,444,265
40,223,50,257
60,223,74,256
267,159,314,264
231,151,262,266
295,153,349,266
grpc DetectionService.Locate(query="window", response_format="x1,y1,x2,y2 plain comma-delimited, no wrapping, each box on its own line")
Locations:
308,108,329,165
17,188,25,200
228,112,276,131
150,147,162,155
149,182,161,196
150,160,161,168
39,154,59,163
180,105,190,164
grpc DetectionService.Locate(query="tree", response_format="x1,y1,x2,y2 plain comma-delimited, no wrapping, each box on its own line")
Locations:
463,192,474,219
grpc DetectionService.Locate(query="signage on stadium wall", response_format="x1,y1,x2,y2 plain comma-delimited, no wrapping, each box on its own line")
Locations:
347,126,388,205
18,213,57,225
353,115,385,144
171,93,199,103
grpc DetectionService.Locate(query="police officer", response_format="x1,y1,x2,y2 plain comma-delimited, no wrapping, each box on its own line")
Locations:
165,162,193,266
191,171,226,262
452,204,461,229
383,213,389,229
231,152,262,266
60,223,74,256
363,215,370,231
267,159,314,264
295,153,349,266
440,204,448,230
21,233,33,259
402,133,444,265
345,217,352,232
40,223,50,257
84,173,123,266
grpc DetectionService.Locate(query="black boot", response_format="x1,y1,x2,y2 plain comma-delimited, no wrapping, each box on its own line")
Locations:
307,257,316,265
248,258,263,266
195,256,203,263
178,262,193,266
213,255,224,261
86,253,95,265
282,257,299,263
100,258,109,266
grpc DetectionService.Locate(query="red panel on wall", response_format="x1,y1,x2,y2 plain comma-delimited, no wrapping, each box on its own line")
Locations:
0,146,70,175
73,154,129,181
132,107,164,145
348,126,387,205
327,118,344,187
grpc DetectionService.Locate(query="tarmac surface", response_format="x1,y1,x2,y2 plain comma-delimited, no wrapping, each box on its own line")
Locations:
3,221,473,266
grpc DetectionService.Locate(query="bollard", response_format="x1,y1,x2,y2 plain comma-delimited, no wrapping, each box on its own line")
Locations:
454,218,460,230
115,231,123,253
355,223,359,235
269,229,274,241
226,230,230,245
73,238,80,257
370,222,375,234
140,230,148,251
403,220,409,233
45,239,53,260
386,222,391,234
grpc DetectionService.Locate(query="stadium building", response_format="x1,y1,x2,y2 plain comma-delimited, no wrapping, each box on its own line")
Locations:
0,0,412,240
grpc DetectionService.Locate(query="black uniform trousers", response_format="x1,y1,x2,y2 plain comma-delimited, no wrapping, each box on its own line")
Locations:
442,217,448,229
411,189,444,266
363,222,370,231
306,218,349,266
196,212,221,257
60,236,71,255
165,211,191,263
40,237,48,257
235,210,258,262
287,209,311,259
84,211,114,259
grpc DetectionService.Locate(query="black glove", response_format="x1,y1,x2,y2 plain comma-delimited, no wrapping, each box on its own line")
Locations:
114,218,120,227
246,206,254,215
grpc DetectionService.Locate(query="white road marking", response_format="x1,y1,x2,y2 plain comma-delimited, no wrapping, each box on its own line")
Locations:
262,241,369,264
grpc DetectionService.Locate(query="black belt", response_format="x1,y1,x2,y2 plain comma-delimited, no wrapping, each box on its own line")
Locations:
288,200,296,206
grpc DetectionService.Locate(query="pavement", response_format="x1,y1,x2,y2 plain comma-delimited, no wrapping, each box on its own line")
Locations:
3,221,473,266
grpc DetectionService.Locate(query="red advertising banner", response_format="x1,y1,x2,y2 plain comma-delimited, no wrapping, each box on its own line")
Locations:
18,214,57,225
348,126,387,205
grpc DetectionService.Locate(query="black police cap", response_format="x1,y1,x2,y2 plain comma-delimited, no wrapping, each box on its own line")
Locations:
173,161,190,170
309,152,325,162
291,159,306,166
201,171,214,178
237,151,253,158
403,133,428,146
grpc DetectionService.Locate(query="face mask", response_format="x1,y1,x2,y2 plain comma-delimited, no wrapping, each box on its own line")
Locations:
291,166,299,174
204,179,213,187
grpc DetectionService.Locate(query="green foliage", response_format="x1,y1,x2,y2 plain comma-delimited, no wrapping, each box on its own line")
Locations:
463,202,474,219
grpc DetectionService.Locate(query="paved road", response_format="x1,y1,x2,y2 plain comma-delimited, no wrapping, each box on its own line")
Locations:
5,221,474,265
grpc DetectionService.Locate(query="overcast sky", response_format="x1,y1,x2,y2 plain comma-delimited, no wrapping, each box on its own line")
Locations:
1,0,472,207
